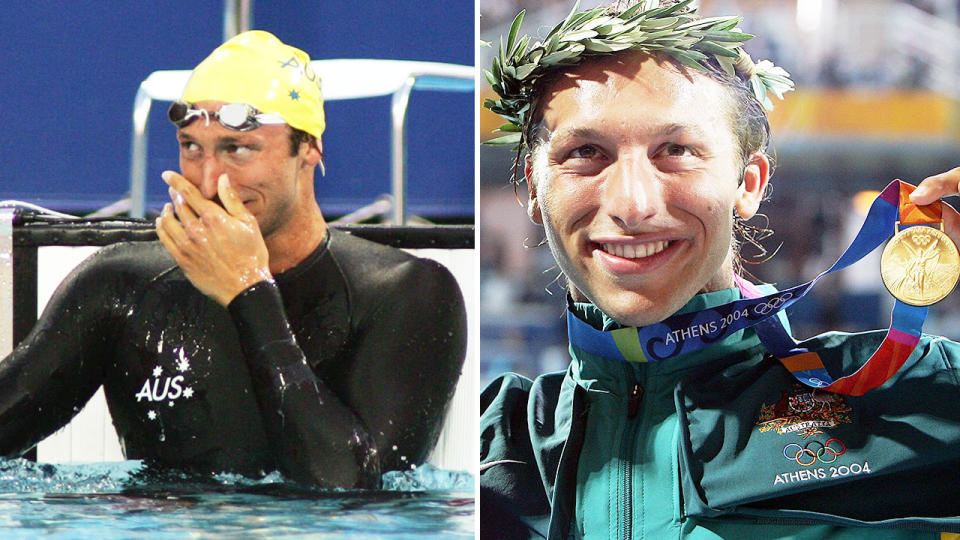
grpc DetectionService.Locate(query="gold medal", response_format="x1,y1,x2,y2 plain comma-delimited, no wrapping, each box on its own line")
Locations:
881,225,960,306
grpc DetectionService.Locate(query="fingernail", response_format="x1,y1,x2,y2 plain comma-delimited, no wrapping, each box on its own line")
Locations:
161,171,173,183
218,173,230,187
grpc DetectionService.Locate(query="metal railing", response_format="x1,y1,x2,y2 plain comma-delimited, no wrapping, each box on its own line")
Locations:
128,59,473,223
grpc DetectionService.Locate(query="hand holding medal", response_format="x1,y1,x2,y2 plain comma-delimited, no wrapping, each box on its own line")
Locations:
904,167,960,253
756,174,960,396
881,179,960,306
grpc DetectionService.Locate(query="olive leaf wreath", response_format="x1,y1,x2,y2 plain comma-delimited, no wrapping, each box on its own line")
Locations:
483,0,794,154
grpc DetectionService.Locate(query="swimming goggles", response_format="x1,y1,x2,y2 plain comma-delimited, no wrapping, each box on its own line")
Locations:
167,102,287,131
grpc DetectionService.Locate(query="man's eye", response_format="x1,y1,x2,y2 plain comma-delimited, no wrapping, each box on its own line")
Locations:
569,145,600,159
661,143,692,157
226,144,251,155
180,142,201,155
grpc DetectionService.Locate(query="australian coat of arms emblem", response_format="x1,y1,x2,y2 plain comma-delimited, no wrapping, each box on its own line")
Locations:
757,383,853,439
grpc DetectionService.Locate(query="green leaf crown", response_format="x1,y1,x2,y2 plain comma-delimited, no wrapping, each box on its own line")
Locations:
483,0,794,150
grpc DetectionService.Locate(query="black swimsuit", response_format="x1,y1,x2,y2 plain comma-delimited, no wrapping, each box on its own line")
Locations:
0,229,467,488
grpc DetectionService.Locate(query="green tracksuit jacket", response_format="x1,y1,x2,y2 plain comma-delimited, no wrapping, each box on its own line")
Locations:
480,287,960,539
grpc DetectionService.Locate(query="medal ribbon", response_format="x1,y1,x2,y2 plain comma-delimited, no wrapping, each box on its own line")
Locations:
566,180,940,396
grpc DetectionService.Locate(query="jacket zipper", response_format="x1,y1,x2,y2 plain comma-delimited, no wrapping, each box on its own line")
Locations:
620,370,644,540
627,382,643,419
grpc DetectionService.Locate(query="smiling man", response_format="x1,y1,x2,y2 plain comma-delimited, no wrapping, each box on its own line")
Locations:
527,52,768,327
481,2,960,538
0,31,467,488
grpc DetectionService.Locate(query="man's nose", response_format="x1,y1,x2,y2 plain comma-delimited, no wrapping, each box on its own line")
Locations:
602,155,662,230
198,156,224,199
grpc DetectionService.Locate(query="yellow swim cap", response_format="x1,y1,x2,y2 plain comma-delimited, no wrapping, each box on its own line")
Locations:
182,30,325,138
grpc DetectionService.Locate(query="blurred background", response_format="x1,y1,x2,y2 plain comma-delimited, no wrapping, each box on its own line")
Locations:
479,0,960,385
0,1,474,222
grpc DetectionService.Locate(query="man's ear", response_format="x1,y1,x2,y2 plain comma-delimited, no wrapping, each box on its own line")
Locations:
525,155,543,225
301,137,323,168
734,152,770,219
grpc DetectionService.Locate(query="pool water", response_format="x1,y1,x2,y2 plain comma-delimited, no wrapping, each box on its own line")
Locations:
0,459,474,538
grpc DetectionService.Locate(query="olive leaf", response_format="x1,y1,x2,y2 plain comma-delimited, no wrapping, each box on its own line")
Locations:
483,0,794,152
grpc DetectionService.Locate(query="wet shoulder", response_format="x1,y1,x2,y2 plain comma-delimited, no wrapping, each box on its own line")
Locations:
329,228,439,276
327,228,460,307
75,241,175,280
55,241,177,298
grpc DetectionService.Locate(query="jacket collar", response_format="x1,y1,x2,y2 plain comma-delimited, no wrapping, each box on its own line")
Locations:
567,287,773,395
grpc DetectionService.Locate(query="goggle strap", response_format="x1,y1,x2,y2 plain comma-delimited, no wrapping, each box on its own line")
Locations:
254,114,287,126
169,102,286,130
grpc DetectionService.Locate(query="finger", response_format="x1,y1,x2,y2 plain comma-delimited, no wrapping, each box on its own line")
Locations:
162,170,222,217
161,170,200,198
162,171,202,224
941,199,960,247
156,220,181,259
157,202,191,247
909,167,960,205
217,174,250,218
156,205,188,259
169,186,201,229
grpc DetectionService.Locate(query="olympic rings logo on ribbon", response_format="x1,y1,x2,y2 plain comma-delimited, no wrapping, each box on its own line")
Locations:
783,438,846,466
752,292,794,316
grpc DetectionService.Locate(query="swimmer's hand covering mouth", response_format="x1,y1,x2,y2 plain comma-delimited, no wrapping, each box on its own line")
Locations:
156,171,272,307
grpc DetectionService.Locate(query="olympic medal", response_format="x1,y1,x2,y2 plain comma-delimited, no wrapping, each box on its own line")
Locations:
880,226,960,306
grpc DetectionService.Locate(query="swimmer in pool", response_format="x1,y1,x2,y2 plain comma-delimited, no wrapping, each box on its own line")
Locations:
0,31,467,488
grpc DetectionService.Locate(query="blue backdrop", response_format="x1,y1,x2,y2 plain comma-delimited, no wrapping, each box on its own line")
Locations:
0,1,474,219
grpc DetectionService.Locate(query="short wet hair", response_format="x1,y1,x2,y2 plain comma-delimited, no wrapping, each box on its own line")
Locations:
288,127,316,157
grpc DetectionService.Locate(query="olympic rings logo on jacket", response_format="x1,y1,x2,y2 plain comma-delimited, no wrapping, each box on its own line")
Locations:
783,438,846,466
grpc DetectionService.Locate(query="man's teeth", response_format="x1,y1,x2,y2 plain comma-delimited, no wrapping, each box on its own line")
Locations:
603,241,669,259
